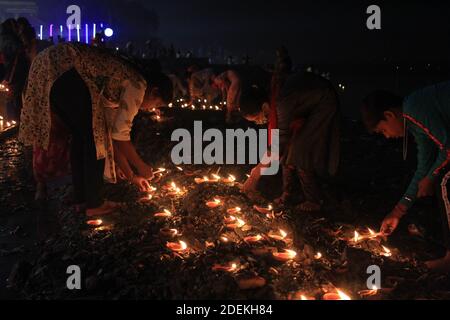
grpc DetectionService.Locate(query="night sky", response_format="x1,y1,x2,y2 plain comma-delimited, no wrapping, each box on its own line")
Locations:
36,0,450,63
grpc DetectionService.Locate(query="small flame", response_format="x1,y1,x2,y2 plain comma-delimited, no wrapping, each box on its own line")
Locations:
87,219,103,226
273,249,297,261
244,234,263,243
337,289,352,300
166,240,188,252
268,229,288,241
381,245,392,257
154,209,172,217
236,218,246,228
314,252,322,259
227,207,241,214
176,166,183,171
353,230,360,243
211,174,221,181
220,236,229,242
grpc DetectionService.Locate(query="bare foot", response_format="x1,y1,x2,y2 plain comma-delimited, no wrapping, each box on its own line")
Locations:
425,250,450,274
297,201,321,212
35,182,48,201
86,201,123,217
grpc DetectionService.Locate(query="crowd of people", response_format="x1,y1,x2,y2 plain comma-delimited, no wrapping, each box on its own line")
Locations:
1,17,449,273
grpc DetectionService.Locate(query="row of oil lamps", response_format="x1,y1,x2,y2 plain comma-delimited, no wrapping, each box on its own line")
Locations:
86,166,393,300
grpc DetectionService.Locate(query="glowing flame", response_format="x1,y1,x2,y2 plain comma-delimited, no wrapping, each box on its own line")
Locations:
160,228,178,237
224,215,237,224
220,236,229,242
353,230,360,243
206,198,222,208
153,167,166,174
226,217,245,228
244,234,263,243
381,245,392,257
212,263,238,272
314,252,322,259
87,219,103,226
154,209,172,218
273,249,297,261
254,204,273,214
226,207,241,214
223,174,236,183
166,240,188,252
211,174,221,181
269,229,288,241
176,166,183,171
337,289,352,300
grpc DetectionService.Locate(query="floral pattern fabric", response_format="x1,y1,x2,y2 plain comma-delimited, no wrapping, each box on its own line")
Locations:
19,43,147,183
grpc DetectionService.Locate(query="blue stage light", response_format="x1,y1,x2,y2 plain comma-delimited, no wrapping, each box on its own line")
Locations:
104,28,114,37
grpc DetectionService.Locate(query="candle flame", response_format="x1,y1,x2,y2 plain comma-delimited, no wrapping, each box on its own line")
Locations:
314,252,322,259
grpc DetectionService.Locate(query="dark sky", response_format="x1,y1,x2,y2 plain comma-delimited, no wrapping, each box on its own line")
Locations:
35,0,450,63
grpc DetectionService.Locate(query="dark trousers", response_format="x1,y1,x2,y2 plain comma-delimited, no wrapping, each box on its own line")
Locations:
437,170,450,250
282,165,321,203
50,68,104,208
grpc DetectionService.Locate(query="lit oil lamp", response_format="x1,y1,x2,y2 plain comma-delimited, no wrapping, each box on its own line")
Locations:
381,245,392,257
166,240,188,253
153,167,166,175
268,229,288,241
323,289,352,300
243,234,263,243
220,236,229,243
314,252,322,260
272,249,297,262
95,225,112,231
224,215,236,224
353,230,361,243
212,263,238,272
210,174,221,181
358,285,379,298
226,217,246,229
222,174,236,183
139,193,153,203
160,228,178,237
154,209,172,218
87,219,103,226
226,207,241,214
206,198,222,208
167,182,184,196
176,166,183,171
367,228,382,239
253,204,273,215
195,176,210,184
